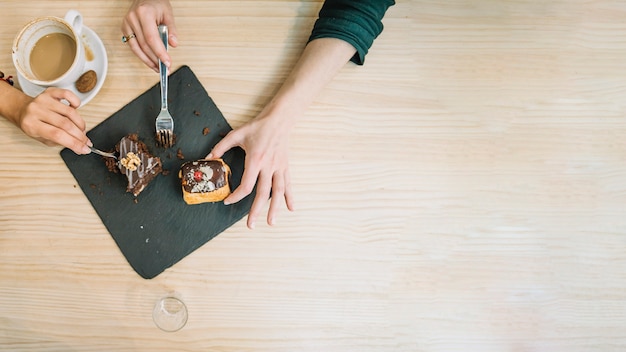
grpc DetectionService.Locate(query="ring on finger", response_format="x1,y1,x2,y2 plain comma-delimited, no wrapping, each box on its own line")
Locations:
121,33,136,43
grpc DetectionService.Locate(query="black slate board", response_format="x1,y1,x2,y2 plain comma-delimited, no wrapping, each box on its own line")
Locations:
61,65,253,279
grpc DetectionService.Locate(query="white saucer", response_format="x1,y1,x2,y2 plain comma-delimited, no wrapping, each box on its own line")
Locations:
17,25,108,108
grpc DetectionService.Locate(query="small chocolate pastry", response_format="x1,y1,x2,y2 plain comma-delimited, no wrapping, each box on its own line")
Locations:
75,70,97,93
179,159,231,204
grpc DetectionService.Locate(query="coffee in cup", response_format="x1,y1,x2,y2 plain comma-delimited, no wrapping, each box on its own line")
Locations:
12,10,86,88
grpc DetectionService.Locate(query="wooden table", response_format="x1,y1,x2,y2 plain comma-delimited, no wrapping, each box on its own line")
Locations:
2,1,626,351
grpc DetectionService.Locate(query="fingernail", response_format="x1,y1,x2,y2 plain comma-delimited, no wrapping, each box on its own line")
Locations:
86,139,93,147
170,35,178,46
223,199,231,206
81,145,91,154
249,221,255,229
206,153,213,159
269,218,275,226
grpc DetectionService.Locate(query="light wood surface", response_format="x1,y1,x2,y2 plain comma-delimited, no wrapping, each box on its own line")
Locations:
2,1,626,351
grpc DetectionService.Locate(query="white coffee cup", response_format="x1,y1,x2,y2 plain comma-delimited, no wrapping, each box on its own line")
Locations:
12,10,85,88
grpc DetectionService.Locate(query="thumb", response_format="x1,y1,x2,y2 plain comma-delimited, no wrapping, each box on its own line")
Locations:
206,131,237,159
164,16,178,47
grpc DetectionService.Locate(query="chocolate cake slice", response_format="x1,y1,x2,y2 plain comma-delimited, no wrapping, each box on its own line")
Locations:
115,134,162,196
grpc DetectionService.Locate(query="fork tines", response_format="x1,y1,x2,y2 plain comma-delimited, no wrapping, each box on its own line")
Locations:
157,129,175,148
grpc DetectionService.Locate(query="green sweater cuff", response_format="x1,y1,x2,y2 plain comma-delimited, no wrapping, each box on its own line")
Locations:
308,0,395,65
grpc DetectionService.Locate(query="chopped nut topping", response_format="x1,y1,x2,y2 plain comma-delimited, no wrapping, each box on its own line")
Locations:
120,152,141,171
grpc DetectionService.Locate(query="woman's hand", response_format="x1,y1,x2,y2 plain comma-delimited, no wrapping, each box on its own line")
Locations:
206,38,357,229
122,0,178,71
16,88,91,154
207,107,296,229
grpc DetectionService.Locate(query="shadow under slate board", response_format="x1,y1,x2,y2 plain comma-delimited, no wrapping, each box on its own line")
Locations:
61,65,254,279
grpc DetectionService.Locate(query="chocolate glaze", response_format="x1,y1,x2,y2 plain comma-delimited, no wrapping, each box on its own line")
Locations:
180,160,227,193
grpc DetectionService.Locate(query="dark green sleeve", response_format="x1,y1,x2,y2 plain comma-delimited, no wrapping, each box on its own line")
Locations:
307,0,395,65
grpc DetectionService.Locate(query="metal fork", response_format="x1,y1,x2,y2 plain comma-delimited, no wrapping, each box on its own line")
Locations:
155,24,175,148
89,146,117,159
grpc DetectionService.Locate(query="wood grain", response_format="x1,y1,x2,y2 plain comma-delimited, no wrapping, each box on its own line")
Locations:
2,0,626,351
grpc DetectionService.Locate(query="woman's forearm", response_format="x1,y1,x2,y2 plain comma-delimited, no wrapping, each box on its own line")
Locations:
0,82,32,126
263,37,357,125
